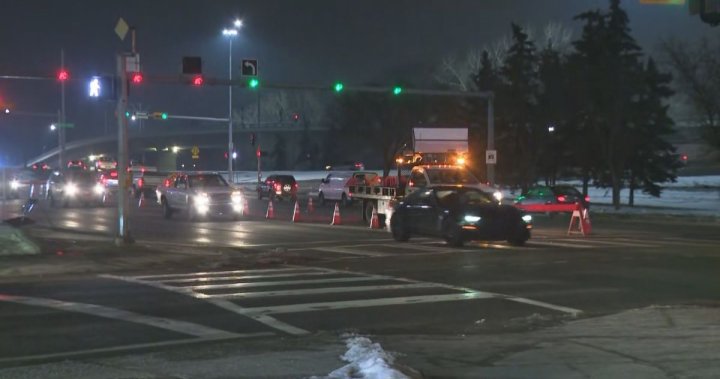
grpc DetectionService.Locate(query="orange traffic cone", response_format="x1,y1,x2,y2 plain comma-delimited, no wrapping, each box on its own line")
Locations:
292,201,301,222
307,197,315,214
369,205,380,229
331,202,342,225
567,203,586,236
266,200,275,219
581,205,592,235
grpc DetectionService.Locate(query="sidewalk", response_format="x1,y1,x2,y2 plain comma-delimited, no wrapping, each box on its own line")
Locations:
0,306,716,378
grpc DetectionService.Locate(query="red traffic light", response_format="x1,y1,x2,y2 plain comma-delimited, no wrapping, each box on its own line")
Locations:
131,72,143,84
192,75,204,86
57,70,69,81
681,154,689,162
292,113,300,121
256,148,261,158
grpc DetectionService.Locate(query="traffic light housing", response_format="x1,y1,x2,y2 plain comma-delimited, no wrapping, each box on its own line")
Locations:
151,112,168,120
250,132,256,146
192,75,204,86
182,57,202,75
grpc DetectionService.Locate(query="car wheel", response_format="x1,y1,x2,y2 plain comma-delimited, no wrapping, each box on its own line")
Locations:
508,225,530,246
390,214,410,242
162,198,173,219
444,221,464,247
341,193,351,207
318,192,325,206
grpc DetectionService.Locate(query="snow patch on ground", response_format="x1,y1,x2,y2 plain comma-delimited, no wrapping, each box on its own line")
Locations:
317,335,411,379
0,224,39,255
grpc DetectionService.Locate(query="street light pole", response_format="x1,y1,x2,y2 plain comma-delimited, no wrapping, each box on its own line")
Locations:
223,19,241,184
227,36,234,182
59,49,66,171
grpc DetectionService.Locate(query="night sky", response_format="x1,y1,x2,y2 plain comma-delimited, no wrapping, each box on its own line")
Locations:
0,0,712,165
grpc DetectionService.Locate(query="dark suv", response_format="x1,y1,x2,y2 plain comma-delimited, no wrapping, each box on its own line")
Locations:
514,185,590,210
257,175,298,201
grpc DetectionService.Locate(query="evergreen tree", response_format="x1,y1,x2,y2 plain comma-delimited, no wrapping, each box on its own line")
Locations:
497,23,540,190
626,58,681,205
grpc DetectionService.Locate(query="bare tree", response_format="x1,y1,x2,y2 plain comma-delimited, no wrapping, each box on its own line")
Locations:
662,37,720,150
434,22,573,89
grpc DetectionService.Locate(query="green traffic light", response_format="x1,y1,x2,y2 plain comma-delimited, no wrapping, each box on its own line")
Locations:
248,78,260,89
392,86,403,96
161,113,168,120
125,111,130,118
333,82,344,92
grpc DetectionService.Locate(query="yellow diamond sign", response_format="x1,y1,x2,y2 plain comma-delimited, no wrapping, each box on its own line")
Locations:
115,18,129,41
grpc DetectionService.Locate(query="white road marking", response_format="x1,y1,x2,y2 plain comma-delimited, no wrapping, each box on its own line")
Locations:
0,294,238,338
188,276,387,291
0,333,272,366
100,274,310,336
500,296,583,317
159,271,337,284
563,238,659,248
313,246,390,257
241,292,496,316
132,268,311,280
528,240,596,249
204,283,440,299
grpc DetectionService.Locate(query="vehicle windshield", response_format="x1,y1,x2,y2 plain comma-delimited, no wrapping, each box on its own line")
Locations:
426,168,479,185
188,175,228,188
436,188,493,206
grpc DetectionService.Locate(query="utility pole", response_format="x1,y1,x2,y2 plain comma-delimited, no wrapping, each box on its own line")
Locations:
115,53,131,244
59,49,67,170
227,37,234,183
487,94,495,186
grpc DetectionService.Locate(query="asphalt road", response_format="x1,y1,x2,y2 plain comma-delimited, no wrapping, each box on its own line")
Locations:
1,192,719,374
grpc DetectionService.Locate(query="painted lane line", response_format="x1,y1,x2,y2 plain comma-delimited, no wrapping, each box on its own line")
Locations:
528,240,596,249
204,283,440,299
284,265,584,316
132,268,311,280
0,333,272,366
207,299,309,336
313,246,390,257
100,274,309,336
188,276,388,291
0,294,238,338
562,238,659,248
500,296,583,317
159,271,338,284
241,292,497,316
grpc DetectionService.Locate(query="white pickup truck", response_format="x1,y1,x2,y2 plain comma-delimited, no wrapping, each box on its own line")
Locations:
156,173,244,220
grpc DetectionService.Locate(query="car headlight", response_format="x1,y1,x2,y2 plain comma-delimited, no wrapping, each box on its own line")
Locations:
10,180,20,190
93,183,105,195
64,183,78,196
493,191,503,202
522,214,532,223
231,191,243,204
464,215,481,223
194,193,210,206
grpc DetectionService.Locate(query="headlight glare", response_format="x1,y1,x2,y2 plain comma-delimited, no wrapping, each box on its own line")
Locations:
493,191,503,202
10,180,20,190
194,193,210,206
522,214,532,223
231,191,243,204
464,215,481,223
93,183,105,195
64,183,78,196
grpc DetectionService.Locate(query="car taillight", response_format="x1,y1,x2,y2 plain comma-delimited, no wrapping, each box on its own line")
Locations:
274,183,281,190
557,195,567,202
164,179,170,187
111,171,118,178
408,180,414,187
138,178,144,188
584,195,590,203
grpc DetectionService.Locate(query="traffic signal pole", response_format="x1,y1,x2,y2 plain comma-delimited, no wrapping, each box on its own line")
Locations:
227,38,234,183
59,49,67,170
115,53,132,245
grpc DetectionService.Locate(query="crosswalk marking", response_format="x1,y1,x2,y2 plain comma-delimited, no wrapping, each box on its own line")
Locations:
202,283,440,299
528,240,596,249
313,246,390,257
188,276,387,291
240,292,496,316
563,238,659,248
103,265,583,335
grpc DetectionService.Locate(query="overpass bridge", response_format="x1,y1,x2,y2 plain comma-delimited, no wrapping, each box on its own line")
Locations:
27,126,328,171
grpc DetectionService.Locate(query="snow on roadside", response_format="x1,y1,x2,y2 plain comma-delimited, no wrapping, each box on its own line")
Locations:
315,335,412,379
0,224,40,255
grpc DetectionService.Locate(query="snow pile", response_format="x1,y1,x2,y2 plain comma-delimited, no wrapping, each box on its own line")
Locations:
0,224,39,255
323,335,410,379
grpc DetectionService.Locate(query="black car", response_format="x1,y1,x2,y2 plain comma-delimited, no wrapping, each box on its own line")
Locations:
390,186,532,247
257,175,298,201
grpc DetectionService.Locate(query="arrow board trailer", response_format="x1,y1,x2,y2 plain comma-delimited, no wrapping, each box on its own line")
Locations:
412,127,468,164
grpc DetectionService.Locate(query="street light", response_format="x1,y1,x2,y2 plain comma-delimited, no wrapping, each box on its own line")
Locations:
50,124,57,131
222,19,243,183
